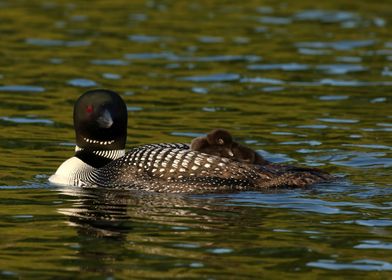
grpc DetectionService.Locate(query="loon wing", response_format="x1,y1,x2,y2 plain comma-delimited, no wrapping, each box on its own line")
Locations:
82,144,331,194
90,145,274,193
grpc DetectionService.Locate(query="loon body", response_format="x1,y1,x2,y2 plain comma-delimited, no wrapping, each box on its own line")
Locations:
49,89,332,193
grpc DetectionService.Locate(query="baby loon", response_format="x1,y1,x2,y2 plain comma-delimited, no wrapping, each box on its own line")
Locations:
190,129,268,165
190,129,330,180
49,89,332,193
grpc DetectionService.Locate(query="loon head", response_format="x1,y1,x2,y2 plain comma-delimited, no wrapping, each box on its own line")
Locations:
206,129,233,146
74,89,128,151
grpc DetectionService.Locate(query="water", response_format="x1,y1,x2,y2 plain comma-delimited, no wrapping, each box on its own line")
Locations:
0,0,391,278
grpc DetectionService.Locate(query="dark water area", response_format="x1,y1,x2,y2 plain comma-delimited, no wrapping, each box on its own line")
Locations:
0,0,391,278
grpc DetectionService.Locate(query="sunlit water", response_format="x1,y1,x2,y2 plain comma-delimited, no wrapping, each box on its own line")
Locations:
0,0,391,278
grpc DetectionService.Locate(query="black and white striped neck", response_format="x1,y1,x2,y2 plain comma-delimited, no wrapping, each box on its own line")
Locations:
74,145,125,168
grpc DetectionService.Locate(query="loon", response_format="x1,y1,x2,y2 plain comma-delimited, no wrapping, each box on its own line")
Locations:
190,128,269,165
49,89,332,194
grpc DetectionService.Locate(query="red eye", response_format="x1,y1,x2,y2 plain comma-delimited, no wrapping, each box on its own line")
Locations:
86,105,93,113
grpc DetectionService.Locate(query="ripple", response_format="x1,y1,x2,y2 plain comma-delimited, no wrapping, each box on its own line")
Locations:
221,193,385,214
335,56,362,63
295,40,375,50
258,16,291,25
25,38,63,46
256,7,274,14
129,13,148,21
332,152,392,168
262,86,284,92
25,38,90,47
65,41,91,47
316,64,367,74
172,243,200,249
377,123,392,127
198,36,224,43
102,73,122,80
298,48,331,55
271,131,296,136
127,106,143,112
191,87,208,94
67,78,98,87
179,73,240,82
90,59,129,66
280,140,322,146
233,37,250,44
355,240,392,250
319,95,349,101
189,55,261,63
202,107,224,112
319,79,365,86
128,34,164,43
381,67,392,76
297,124,328,129
0,116,54,125
240,77,284,85
13,214,34,219
207,248,233,254
294,10,359,23
124,52,174,60
362,127,392,132
305,79,392,87
352,219,392,227
257,150,295,163
296,148,324,154
374,17,386,27
342,144,392,150
190,262,204,268
370,97,387,103
140,54,261,63
1,271,17,277
318,118,359,124
49,58,63,64
0,85,45,92
248,63,309,71
307,259,392,271
364,50,392,57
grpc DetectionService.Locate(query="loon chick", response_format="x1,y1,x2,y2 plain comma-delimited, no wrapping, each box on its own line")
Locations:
191,129,331,181
49,89,332,193
190,129,269,165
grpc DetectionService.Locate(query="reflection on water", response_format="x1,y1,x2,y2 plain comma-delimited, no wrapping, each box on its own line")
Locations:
50,185,392,277
0,0,391,278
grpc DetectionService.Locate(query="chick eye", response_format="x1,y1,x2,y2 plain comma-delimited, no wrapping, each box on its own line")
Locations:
86,105,94,113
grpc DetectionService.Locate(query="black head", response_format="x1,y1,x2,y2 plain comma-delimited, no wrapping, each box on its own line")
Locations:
206,129,233,146
74,89,128,150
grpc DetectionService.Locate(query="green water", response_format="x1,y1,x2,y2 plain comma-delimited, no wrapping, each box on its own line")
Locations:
0,0,391,278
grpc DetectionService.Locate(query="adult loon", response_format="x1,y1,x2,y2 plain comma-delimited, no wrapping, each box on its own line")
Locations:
49,89,332,193
191,128,269,165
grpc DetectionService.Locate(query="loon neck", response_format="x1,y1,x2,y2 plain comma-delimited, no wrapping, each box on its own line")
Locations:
74,145,125,168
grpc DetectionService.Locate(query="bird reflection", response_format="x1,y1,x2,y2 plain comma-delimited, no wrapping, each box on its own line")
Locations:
57,186,288,238
56,187,286,276
58,187,224,237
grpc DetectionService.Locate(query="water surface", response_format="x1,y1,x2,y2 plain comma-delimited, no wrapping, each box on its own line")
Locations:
0,0,391,278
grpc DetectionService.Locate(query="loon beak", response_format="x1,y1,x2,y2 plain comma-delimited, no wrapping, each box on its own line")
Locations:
97,109,113,128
